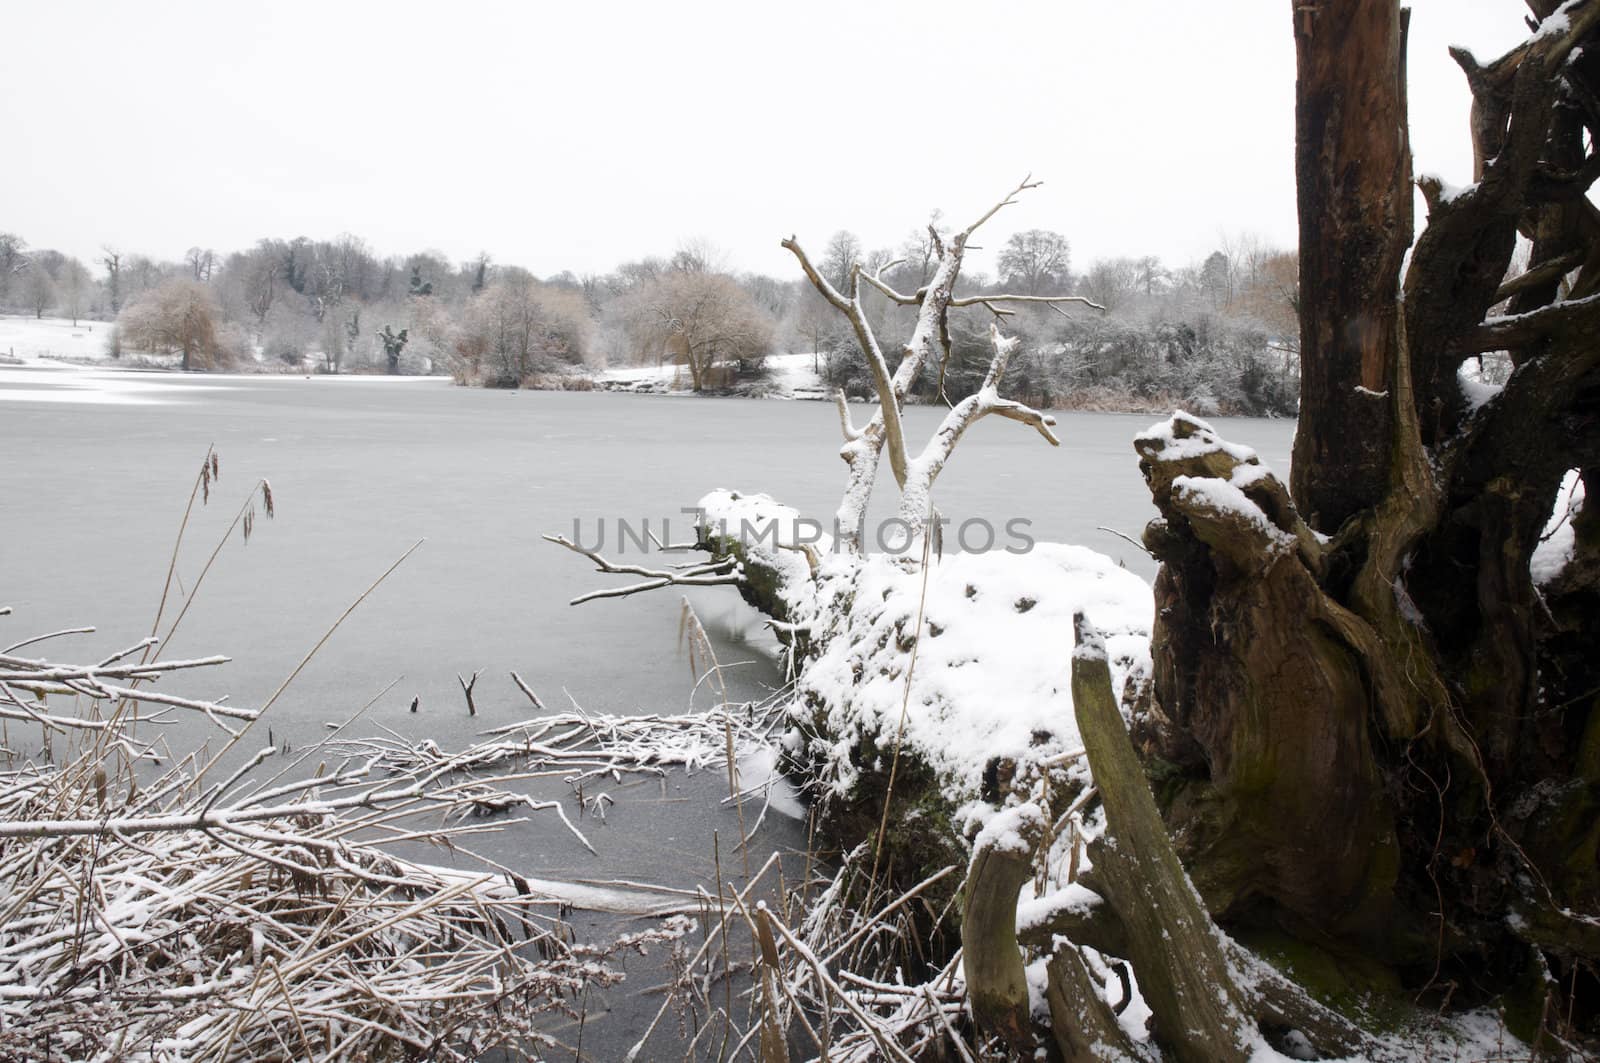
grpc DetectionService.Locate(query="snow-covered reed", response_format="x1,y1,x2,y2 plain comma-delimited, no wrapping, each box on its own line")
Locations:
0,617,702,1062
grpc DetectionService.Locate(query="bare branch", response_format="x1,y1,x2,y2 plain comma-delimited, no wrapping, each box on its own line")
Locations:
510,670,546,711
1494,249,1585,302
1456,290,1600,353
779,235,851,312
858,269,923,306
786,179,1066,551
950,292,1106,312
960,174,1042,239
542,534,741,606
457,669,481,716
835,389,863,442
989,399,1062,445
895,325,1060,526
783,236,911,492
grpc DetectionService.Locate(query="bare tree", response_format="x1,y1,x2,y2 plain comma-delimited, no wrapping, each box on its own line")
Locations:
820,230,863,293
1077,257,1138,312
670,237,727,275
899,209,946,287
997,228,1071,295
634,270,774,391
57,258,91,325
784,286,841,373
1134,254,1167,297
0,233,28,306
23,262,56,319
184,246,215,283
243,245,278,332
462,272,591,386
99,246,121,314
117,279,227,370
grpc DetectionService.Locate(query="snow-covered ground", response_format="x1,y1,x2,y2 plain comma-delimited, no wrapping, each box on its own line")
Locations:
0,314,453,404
598,351,830,400
696,488,1153,806
0,314,114,364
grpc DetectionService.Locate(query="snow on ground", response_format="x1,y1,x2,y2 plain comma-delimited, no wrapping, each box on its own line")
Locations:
599,352,829,399
697,488,1154,805
796,543,1152,801
0,315,113,364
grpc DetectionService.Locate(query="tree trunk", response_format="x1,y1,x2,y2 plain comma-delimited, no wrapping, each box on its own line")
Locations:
1289,0,1410,531
1134,1,1600,1043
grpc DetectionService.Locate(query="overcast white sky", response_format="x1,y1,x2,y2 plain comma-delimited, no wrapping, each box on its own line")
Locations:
3,1,1533,282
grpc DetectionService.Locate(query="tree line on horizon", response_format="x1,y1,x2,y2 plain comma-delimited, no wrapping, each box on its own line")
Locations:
0,223,1302,414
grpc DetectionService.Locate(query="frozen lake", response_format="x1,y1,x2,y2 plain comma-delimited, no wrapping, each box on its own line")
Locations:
0,366,1295,1047
0,368,1294,734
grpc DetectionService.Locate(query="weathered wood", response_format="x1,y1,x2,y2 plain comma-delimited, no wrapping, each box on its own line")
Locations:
1045,944,1140,1063
1071,613,1256,1063
1143,8,1600,1036
1290,0,1411,530
961,814,1039,1055
1064,612,1378,1061
1134,415,1401,940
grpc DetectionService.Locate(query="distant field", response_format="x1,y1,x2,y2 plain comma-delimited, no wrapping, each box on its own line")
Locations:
0,315,112,363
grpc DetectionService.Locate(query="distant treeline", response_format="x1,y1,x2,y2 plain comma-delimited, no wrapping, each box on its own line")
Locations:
0,226,1299,414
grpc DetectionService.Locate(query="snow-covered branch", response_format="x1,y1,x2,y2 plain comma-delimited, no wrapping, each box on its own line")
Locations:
950,292,1106,314
835,387,863,441
783,178,1087,554
897,325,1060,526
781,235,910,490
542,533,742,604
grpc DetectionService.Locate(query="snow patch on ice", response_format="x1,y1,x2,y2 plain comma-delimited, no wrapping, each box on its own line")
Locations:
0,366,239,406
737,746,807,820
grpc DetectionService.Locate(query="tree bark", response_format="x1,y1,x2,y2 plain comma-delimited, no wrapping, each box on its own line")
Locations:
1289,0,1411,531
1135,415,1400,942
1070,615,1258,1063
962,821,1038,1055
1133,11,1600,1038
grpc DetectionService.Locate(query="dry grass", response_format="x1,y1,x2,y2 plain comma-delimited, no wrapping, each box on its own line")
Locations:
0,621,696,1062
